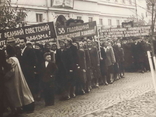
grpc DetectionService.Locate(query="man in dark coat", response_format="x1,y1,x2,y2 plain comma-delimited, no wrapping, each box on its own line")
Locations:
100,43,108,85
55,41,69,100
18,38,37,97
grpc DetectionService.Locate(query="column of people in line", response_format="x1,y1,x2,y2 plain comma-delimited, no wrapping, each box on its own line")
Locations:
0,37,125,117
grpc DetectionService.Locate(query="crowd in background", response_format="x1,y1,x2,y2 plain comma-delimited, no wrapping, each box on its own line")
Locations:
0,35,153,117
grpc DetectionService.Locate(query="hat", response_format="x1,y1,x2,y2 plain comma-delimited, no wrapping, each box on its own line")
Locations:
44,52,51,58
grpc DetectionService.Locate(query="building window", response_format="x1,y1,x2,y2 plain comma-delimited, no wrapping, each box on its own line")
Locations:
99,19,103,25
51,0,53,7
77,16,82,20
36,14,43,22
108,19,112,26
116,20,120,25
129,0,132,4
88,17,93,22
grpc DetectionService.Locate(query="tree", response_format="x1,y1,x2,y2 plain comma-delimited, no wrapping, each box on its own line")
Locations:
0,0,27,30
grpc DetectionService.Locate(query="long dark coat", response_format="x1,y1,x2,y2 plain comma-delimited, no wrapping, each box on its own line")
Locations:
100,47,107,76
18,47,37,94
78,49,87,83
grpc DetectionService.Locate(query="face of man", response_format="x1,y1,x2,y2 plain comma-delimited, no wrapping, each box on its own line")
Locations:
45,55,51,62
20,39,26,49
104,41,108,48
79,42,84,49
45,44,51,50
51,44,57,51
87,42,92,49
60,42,65,49
72,42,78,49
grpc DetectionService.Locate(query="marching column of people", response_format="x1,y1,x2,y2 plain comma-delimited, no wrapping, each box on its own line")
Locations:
1,37,127,117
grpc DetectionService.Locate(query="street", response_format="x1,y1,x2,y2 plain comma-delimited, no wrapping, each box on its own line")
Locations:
20,72,155,117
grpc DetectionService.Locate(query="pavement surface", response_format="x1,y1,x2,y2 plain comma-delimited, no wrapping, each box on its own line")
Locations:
13,72,156,117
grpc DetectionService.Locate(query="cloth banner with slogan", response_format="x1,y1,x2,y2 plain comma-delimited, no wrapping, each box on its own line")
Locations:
56,21,97,40
0,22,56,46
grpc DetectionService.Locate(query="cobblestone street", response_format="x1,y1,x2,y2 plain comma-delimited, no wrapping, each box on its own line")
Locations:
20,72,156,117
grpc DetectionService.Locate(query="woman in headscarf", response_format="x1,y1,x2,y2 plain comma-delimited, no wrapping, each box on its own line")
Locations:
4,45,34,116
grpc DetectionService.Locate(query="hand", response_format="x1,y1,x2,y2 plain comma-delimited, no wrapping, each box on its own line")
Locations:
83,69,86,72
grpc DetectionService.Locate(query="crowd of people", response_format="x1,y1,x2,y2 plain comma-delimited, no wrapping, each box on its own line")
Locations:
0,35,153,117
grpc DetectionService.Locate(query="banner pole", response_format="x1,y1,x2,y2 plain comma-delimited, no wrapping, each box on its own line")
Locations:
97,27,101,59
147,51,156,93
54,25,60,49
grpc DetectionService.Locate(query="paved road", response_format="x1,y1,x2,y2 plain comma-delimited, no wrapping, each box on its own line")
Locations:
21,72,155,117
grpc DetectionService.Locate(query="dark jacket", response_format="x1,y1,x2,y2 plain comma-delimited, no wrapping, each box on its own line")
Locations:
41,61,57,83
18,47,37,84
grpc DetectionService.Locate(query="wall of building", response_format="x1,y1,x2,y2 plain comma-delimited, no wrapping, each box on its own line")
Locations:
9,0,149,27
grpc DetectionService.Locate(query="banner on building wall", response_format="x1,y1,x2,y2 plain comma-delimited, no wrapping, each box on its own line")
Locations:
99,25,151,39
56,21,97,40
52,0,74,8
0,22,56,46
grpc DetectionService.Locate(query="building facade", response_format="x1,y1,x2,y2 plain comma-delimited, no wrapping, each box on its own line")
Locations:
5,0,149,27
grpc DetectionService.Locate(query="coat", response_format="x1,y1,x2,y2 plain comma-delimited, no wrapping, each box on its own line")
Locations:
4,57,34,108
89,47,100,70
104,46,116,67
78,49,87,83
41,61,57,84
100,47,107,76
18,47,37,84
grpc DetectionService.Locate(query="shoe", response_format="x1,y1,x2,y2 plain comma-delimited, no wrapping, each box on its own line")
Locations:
71,93,76,98
121,76,125,78
80,90,85,95
60,95,70,100
85,89,90,93
105,82,108,85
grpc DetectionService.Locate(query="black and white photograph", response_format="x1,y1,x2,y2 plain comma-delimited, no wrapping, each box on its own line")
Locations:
1,0,156,117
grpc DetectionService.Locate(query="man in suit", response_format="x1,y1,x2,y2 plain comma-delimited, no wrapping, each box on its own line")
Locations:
41,52,57,106
18,38,37,97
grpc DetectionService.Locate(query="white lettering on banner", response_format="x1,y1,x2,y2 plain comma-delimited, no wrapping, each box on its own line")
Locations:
34,24,50,32
81,29,95,36
26,34,49,41
25,28,35,34
0,40,6,46
25,24,50,34
66,32,81,38
4,29,24,38
58,28,66,35
67,24,89,33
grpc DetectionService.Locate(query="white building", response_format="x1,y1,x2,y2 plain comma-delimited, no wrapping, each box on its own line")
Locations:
6,0,150,27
